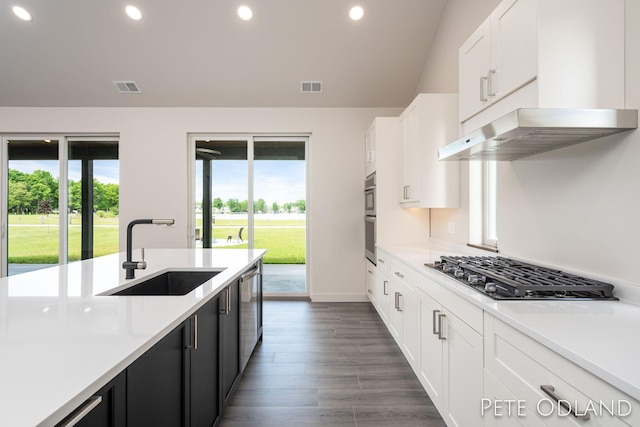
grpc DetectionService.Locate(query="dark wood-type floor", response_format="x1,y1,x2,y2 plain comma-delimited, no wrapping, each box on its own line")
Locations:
220,301,447,426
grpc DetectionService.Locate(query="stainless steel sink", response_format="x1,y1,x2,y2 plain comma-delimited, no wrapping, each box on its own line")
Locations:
107,271,222,296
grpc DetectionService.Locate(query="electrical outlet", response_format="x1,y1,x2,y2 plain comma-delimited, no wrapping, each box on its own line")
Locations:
448,222,456,235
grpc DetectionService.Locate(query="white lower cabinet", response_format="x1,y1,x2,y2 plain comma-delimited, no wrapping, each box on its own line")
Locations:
366,260,377,306
374,250,484,426
419,292,445,407
388,259,420,370
419,288,484,427
372,250,639,427
442,306,484,427
373,251,392,323
387,276,404,344
484,314,638,427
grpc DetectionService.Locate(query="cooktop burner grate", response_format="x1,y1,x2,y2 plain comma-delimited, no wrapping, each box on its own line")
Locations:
426,255,617,300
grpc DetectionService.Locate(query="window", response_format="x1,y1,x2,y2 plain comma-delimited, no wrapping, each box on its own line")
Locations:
483,161,497,247
1,135,119,277
469,161,498,250
188,134,308,296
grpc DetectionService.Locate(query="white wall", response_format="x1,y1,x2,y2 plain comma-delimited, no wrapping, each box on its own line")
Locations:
415,0,502,94
417,0,640,295
0,106,400,301
497,0,640,293
414,0,501,248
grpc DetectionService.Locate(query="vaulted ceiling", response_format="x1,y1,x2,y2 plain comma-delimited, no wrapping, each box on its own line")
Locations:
0,0,447,108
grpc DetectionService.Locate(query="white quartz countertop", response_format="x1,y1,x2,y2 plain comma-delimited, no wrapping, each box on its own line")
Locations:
0,248,266,427
378,244,640,402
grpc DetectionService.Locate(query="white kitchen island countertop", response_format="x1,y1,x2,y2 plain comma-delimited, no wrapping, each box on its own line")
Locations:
378,244,640,403
0,248,265,427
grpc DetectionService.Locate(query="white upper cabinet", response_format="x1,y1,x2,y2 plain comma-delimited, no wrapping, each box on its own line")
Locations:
460,0,538,122
459,17,492,122
490,0,537,104
398,94,459,208
365,123,376,177
460,0,625,131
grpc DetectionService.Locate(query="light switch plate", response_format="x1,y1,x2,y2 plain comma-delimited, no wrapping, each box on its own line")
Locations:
448,222,456,235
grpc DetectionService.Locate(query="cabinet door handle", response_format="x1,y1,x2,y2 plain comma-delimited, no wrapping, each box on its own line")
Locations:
432,309,441,335
60,396,102,427
383,280,388,295
540,385,590,420
377,258,385,264
437,313,446,340
241,266,260,281
487,69,497,96
186,314,198,350
397,293,403,312
480,75,489,101
394,272,404,279
394,292,399,310
220,288,231,315
404,185,411,200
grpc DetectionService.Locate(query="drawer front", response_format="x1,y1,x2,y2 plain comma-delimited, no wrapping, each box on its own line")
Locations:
485,314,636,427
376,250,391,275
388,257,421,291
483,371,547,427
416,274,484,335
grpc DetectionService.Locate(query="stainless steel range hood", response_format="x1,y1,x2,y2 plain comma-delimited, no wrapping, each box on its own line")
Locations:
438,108,638,161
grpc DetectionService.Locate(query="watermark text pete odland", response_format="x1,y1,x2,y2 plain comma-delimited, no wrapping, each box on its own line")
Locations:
481,398,632,419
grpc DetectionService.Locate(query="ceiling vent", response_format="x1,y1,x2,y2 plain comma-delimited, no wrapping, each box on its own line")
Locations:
113,81,142,94
300,81,323,94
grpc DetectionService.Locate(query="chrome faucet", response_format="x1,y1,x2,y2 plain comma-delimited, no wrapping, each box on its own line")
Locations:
123,219,175,279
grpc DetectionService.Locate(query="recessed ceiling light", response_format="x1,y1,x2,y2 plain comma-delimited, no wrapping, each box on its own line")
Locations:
349,6,364,21
125,5,142,20
12,6,32,21
238,5,253,21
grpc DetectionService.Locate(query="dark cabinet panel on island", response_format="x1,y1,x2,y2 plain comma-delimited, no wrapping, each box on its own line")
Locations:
56,259,262,427
126,320,189,427
55,372,126,427
190,293,221,427
221,280,241,412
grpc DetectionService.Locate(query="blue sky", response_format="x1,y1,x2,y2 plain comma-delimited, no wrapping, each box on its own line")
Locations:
196,159,306,205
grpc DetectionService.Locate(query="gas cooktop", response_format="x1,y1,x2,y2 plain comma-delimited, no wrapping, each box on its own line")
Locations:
426,255,618,301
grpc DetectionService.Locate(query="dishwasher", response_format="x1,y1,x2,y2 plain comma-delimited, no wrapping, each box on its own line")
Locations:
239,260,262,371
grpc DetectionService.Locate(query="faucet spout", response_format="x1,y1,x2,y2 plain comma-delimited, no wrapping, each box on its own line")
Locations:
151,219,175,225
123,218,175,279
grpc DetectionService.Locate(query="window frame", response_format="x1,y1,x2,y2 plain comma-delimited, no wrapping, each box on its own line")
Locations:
1,134,118,277
468,160,498,251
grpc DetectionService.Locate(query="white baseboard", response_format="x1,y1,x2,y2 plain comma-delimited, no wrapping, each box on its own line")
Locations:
310,293,370,303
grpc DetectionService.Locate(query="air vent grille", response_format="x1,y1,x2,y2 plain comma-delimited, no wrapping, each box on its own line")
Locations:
113,81,142,94
300,81,323,94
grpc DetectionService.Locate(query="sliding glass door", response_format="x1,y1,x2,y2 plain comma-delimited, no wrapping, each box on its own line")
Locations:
1,135,119,277
194,138,249,248
2,138,60,275
189,135,308,296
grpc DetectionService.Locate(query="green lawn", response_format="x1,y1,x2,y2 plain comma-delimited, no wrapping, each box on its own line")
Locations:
211,227,305,264
7,215,305,264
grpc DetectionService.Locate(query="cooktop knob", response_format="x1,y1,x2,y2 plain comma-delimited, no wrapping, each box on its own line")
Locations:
454,268,464,278
468,274,480,284
443,264,454,273
484,282,497,293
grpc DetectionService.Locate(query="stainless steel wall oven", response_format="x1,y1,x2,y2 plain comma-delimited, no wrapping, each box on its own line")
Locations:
365,173,376,264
